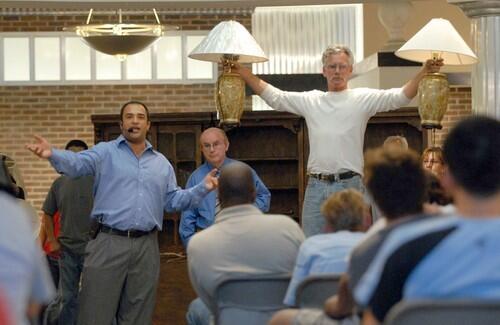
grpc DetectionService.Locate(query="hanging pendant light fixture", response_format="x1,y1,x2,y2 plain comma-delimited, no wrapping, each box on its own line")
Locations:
65,8,178,61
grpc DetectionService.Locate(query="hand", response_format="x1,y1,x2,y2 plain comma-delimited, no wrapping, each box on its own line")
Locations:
203,168,219,192
25,135,52,159
424,58,444,74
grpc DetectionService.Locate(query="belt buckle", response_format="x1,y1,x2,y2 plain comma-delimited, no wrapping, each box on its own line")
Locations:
127,230,132,238
333,173,340,182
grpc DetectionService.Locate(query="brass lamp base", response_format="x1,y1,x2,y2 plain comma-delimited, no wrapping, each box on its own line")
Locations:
418,73,449,129
215,69,245,126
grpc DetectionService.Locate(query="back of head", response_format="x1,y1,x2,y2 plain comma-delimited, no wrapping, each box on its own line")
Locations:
218,161,256,208
65,139,88,151
364,148,425,220
443,116,500,198
383,135,408,151
321,189,366,231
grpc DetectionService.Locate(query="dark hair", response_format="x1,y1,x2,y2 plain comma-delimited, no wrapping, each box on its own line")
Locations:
119,101,150,122
443,116,500,197
424,171,452,206
218,161,256,208
364,148,426,220
0,158,16,198
65,139,88,150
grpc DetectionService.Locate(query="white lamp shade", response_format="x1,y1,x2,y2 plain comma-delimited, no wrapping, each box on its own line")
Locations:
189,20,268,63
395,18,477,65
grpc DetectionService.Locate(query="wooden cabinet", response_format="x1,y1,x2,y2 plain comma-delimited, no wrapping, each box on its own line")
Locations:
92,108,425,239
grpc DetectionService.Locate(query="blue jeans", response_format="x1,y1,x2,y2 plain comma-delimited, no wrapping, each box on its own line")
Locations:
301,175,366,237
186,298,212,325
58,249,85,325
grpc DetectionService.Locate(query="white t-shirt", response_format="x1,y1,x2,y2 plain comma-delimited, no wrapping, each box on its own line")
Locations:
260,85,411,175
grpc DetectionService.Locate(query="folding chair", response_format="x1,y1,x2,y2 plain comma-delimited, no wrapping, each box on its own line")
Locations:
295,274,342,308
213,275,291,325
385,300,500,325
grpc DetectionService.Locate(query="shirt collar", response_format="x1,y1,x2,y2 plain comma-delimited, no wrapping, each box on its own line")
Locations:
215,204,262,223
116,134,153,151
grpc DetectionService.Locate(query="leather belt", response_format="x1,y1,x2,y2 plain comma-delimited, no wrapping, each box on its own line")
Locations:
100,224,156,238
308,171,359,182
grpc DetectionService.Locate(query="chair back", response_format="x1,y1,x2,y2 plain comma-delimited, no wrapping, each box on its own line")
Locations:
214,275,291,325
385,300,500,325
295,274,341,308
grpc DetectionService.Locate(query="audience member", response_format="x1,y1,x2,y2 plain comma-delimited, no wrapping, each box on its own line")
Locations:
41,139,94,325
0,159,55,325
180,127,270,247
283,189,367,306
187,161,304,325
422,146,445,177
235,45,442,237
355,116,500,324
382,135,408,151
270,147,430,325
26,101,217,325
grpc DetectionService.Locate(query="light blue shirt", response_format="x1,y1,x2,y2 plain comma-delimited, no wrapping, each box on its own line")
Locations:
284,230,365,306
180,158,271,247
0,192,55,325
49,135,208,231
405,217,500,300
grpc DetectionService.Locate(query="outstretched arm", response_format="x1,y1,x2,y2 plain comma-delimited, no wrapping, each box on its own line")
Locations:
25,135,52,159
403,58,444,99
232,64,268,95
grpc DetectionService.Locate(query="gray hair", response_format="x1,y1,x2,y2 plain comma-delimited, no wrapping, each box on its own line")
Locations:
322,45,354,67
383,135,409,151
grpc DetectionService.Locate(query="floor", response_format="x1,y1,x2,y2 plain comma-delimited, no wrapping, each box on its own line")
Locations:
153,221,196,325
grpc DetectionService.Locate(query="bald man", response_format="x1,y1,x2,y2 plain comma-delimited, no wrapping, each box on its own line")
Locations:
187,161,304,325
180,127,271,247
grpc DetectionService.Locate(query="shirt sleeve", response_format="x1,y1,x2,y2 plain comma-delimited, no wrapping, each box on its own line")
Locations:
42,178,59,217
49,143,105,178
164,167,209,213
179,174,200,247
260,84,316,116
358,87,411,116
251,169,271,212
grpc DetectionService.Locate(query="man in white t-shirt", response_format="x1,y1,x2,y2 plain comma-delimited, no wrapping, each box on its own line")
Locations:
235,45,442,236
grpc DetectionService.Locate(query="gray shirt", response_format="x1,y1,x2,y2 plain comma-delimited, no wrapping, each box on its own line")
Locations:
187,204,305,312
43,175,94,254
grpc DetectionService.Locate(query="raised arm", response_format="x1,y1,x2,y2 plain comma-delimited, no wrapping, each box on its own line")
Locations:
232,64,268,95
402,58,444,99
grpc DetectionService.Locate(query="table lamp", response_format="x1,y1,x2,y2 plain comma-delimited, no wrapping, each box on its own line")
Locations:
189,20,268,126
395,18,477,129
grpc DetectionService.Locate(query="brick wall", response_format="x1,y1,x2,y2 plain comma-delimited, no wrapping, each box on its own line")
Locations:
431,86,472,147
0,13,251,214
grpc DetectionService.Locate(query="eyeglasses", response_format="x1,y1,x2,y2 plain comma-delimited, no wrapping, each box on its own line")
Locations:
325,63,349,72
202,141,223,150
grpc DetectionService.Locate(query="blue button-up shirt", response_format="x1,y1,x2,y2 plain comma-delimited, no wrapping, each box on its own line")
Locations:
179,158,271,247
49,135,208,231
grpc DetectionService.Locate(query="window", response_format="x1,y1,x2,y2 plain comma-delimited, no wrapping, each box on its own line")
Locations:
0,31,216,85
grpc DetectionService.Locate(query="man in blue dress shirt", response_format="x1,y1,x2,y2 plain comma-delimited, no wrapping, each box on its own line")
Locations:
26,101,218,325
180,127,271,247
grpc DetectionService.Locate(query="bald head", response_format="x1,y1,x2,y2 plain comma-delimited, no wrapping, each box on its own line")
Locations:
200,127,229,168
218,161,256,209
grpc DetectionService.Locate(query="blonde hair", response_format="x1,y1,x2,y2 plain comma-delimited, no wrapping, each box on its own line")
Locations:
321,189,366,231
